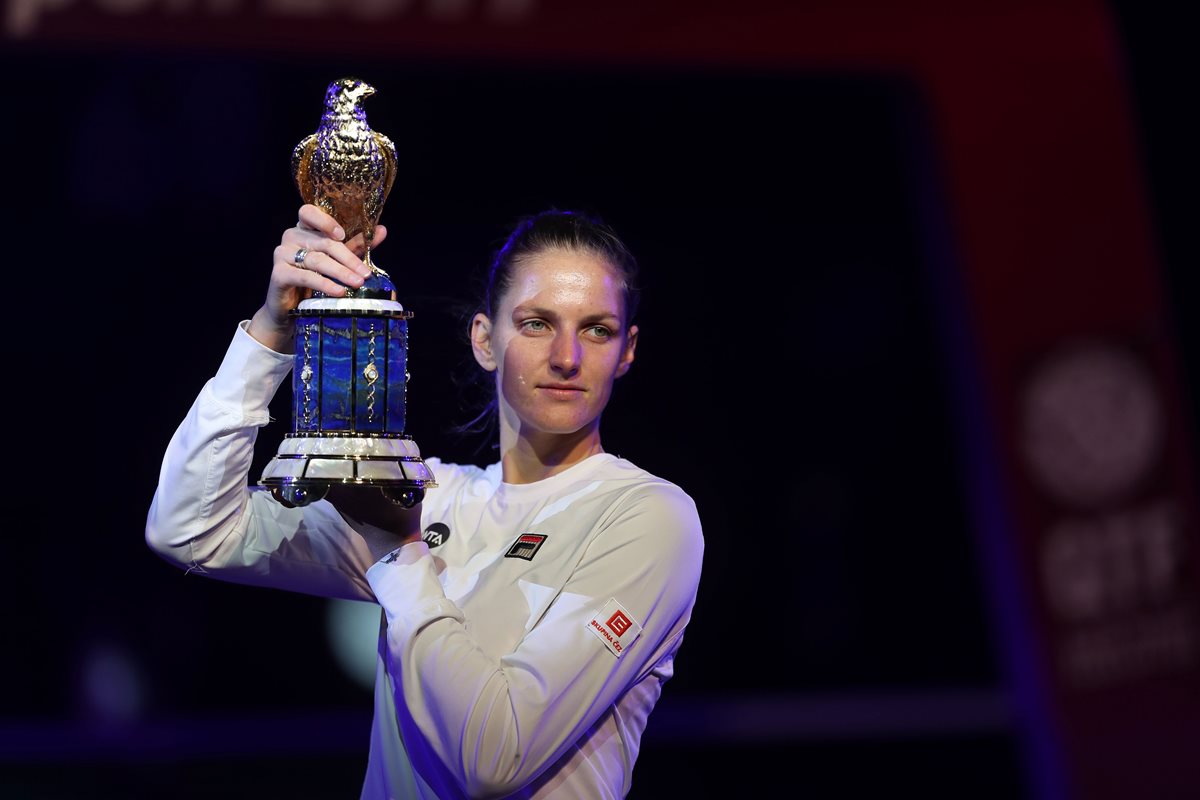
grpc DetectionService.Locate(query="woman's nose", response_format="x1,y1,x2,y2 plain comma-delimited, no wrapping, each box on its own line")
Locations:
549,333,581,375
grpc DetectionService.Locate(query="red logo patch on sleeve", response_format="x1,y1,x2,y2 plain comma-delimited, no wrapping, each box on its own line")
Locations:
586,598,642,657
605,610,633,637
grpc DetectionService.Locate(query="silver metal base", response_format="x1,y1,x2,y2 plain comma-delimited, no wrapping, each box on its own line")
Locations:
260,434,436,508
263,481,426,509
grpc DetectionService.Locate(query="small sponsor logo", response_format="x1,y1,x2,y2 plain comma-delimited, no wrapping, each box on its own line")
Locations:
590,618,624,652
586,598,642,658
505,533,548,561
423,522,450,548
606,610,633,637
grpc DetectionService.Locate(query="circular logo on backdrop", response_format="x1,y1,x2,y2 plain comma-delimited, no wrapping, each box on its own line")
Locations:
1019,343,1164,508
423,522,451,548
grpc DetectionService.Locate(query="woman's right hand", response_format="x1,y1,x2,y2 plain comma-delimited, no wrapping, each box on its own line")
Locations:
248,204,385,353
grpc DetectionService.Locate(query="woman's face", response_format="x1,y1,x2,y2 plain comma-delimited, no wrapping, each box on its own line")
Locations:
471,247,638,443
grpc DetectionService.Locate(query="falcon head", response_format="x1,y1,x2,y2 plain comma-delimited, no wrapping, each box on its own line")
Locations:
324,77,377,113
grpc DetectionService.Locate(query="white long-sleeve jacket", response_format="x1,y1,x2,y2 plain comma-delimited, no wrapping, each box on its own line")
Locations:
145,323,705,799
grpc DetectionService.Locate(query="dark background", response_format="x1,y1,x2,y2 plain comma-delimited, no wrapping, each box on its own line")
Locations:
2,2,1193,797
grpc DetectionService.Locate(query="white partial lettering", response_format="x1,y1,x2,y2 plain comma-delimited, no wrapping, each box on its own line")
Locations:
1042,500,1182,622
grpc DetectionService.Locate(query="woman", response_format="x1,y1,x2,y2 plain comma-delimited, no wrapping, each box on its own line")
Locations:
146,204,704,799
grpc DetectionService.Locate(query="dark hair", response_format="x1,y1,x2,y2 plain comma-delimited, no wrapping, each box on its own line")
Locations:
456,209,641,440
480,209,641,324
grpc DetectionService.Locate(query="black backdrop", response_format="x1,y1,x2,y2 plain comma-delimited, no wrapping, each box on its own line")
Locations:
7,6,1193,790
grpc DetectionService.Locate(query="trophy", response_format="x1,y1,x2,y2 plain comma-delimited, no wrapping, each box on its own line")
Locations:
260,78,436,509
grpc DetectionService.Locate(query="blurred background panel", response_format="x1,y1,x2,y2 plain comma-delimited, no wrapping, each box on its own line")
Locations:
2,1,1196,798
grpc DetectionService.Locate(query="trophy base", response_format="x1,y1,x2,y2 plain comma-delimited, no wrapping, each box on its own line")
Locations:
263,481,425,509
260,433,436,509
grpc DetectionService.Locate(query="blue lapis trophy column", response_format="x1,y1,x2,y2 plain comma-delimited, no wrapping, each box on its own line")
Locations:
260,78,435,508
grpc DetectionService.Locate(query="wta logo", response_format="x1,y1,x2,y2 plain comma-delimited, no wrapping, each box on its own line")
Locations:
423,522,450,548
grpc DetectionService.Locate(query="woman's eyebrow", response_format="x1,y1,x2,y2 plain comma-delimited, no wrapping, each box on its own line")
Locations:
579,312,622,327
511,304,619,316
511,305,554,318
511,305,621,324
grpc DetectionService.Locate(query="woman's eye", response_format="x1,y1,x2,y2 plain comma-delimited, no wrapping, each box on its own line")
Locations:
588,326,612,339
522,320,547,332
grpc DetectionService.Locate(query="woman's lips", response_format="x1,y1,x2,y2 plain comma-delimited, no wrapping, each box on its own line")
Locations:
538,384,585,399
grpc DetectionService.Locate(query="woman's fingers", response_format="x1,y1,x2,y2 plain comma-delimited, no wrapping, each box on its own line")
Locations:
271,253,343,297
269,255,348,299
346,224,388,257
273,244,366,293
273,262,345,299
282,231,371,279
286,205,392,285
261,207,384,329
298,204,345,241
295,204,389,260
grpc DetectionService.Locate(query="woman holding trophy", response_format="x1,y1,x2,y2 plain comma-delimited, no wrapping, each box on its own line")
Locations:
146,85,705,800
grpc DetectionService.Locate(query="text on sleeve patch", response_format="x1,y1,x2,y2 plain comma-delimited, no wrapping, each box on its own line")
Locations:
586,598,642,657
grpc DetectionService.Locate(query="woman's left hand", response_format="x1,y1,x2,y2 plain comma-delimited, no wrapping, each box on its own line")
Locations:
326,485,423,562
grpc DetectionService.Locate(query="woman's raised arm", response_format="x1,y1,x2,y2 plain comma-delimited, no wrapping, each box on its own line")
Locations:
144,207,391,602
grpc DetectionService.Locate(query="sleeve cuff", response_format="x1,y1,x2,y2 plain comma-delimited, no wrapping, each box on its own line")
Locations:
208,321,295,416
366,541,465,634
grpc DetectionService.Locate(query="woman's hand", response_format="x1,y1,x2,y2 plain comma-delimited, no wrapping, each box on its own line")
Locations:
326,485,423,562
248,204,388,352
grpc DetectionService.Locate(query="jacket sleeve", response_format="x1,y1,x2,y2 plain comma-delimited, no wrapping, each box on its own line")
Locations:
145,322,377,602
366,483,704,799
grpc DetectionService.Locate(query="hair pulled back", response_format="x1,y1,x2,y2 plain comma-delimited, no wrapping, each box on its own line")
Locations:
480,209,641,324
457,209,641,440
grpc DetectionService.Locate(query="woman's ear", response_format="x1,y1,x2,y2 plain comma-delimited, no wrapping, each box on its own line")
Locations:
615,324,638,378
470,313,497,372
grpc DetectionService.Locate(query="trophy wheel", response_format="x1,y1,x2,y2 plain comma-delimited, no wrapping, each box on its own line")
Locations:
270,484,331,508
382,487,424,508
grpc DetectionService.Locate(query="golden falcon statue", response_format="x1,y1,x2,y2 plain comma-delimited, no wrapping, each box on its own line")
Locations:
292,78,396,272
